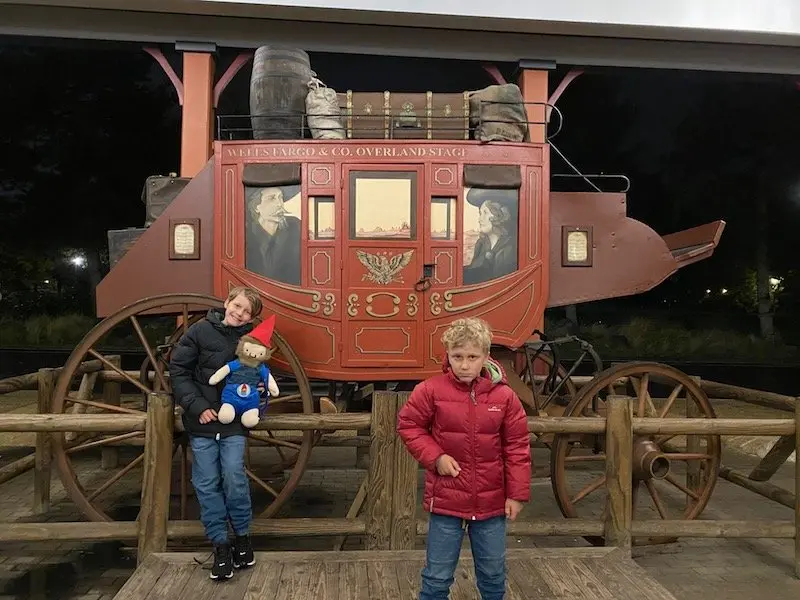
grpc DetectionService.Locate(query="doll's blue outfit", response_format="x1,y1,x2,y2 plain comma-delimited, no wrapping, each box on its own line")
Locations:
220,360,272,417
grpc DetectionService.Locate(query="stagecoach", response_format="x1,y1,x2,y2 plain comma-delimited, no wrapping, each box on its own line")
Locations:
50,51,727,545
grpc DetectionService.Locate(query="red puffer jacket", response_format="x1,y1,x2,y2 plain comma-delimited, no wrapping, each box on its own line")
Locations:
397,357,531,521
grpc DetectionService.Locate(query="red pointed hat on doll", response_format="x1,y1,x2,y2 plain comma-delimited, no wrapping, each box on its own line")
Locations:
248,314,276,347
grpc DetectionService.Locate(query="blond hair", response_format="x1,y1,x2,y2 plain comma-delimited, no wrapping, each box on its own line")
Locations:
441,317,492,354
226,286,263,317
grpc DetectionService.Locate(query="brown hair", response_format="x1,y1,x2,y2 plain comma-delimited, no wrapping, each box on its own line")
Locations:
441,317,493,354
226,286,263,317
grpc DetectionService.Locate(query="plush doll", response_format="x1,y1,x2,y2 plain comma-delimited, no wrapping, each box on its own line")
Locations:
208,314,280,428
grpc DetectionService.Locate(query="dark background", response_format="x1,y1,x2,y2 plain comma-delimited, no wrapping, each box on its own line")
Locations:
1,39,798,365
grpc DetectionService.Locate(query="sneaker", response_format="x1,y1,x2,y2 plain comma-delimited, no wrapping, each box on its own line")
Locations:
232,534,256,569
210,543,234,580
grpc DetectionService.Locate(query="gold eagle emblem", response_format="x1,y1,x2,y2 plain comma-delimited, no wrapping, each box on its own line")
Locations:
356,249,414,285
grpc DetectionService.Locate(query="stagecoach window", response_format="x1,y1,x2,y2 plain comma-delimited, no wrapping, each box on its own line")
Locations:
308,196,336,240
462,187,519,285
349,171,416,240
431,197,456,241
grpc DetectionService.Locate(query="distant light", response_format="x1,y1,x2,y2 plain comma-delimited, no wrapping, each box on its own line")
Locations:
44,279,50,284
721,288,728,294
769,276,782,288
70,255,87,268
705,289,711,295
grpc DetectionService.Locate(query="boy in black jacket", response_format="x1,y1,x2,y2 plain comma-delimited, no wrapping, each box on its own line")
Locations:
169,286,262,580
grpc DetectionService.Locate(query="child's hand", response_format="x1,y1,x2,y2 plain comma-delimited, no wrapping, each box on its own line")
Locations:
199,409,218,424
505,499,523,521
435,454,461,477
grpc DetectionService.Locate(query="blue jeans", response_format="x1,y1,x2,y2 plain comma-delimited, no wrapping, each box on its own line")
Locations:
420,514,506,600
189,435,251,544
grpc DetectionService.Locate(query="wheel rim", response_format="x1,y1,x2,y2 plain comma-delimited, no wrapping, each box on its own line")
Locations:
51,293,315,522
550,361,721,545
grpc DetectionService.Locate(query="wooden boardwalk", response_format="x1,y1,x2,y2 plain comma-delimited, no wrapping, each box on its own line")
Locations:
113,547,677,599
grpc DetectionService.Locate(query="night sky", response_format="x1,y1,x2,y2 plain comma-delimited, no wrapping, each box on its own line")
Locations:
1,38,799,343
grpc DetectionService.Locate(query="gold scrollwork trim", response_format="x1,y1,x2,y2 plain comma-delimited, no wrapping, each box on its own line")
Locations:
322,292,336,316
430,292,442,316
366,292,400,318
347,293,360,317
407,293,419,316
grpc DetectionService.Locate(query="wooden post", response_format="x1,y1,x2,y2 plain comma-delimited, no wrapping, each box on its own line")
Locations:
604,395,632,553
794,397,799,578
686,379,701,509
33,368,55,514
390,391,417,550
137,392,173,564
365,390,396,550
101,355,121,469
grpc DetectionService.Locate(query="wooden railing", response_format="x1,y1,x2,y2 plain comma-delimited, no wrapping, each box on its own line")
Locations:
0,384,798,576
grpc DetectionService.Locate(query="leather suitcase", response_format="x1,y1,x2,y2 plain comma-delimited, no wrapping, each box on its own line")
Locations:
337,91,470,140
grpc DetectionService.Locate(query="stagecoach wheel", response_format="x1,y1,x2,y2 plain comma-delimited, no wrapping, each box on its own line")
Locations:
550,361,721,546
50,293,315,523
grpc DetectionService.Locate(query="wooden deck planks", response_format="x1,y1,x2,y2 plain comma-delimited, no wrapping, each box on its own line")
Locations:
114,548,677,600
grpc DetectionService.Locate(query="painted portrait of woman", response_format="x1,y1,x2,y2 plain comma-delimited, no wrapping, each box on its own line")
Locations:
462,188,519,285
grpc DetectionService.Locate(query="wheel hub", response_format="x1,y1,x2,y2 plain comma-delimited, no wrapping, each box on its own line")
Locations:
632,437,670,480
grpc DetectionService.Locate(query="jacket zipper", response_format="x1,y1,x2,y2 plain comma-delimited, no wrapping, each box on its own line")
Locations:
470,387,477,520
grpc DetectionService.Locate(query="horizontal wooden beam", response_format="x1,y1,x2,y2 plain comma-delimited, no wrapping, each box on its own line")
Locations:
700,379,796,413
631,520,795,538
416,518,604,536
0,521,138,542
166,518,366,538
633,418,795,436
0,414,146,432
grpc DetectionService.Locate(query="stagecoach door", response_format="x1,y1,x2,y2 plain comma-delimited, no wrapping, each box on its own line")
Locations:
341,165,425,368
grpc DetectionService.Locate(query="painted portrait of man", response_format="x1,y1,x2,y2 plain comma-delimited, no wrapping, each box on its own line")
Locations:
245,184,302,285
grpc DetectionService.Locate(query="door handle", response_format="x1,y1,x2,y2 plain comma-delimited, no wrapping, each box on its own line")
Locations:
415,264,436,292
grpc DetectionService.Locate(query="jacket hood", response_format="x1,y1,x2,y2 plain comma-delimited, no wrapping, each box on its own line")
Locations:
441,354,507,388
206,307,253,336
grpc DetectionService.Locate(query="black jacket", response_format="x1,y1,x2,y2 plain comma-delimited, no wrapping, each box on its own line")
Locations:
169,308,254,438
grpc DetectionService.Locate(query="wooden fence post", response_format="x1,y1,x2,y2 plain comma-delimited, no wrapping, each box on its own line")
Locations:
33,368,55,514
605,395,632,554
390,391,417,550
137,392,173,564
365,390,397,550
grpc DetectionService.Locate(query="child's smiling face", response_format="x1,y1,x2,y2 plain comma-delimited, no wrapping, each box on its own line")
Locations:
223,293,254,327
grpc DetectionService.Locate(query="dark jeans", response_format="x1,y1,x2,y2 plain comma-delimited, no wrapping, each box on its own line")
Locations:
420,513,506,600
189,435,251,544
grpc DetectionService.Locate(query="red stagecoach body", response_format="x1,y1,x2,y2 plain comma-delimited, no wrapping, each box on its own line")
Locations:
97,137,724,382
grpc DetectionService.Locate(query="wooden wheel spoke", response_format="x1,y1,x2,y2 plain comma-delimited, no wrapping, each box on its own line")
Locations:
644,480,668,519
564,453,606,463
86,453,145,502
65,395,145,415
633,374,650,417
129,315,169,392
267,393,303,405
663,453,711,461
87,349,152,395
246,468,280,498
663,473,700,500
570,474,606,504
66,432,144,454
182,304,189,336
658,384,684,418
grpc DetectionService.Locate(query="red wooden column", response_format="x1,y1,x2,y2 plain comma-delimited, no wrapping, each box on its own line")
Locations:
180,51,216,178
517,60,553,143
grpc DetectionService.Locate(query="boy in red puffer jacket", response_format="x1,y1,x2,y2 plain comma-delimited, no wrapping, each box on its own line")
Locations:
397,317,531,600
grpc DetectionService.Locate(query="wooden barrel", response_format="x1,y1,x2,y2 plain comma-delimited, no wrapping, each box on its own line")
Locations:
249,46,312,140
